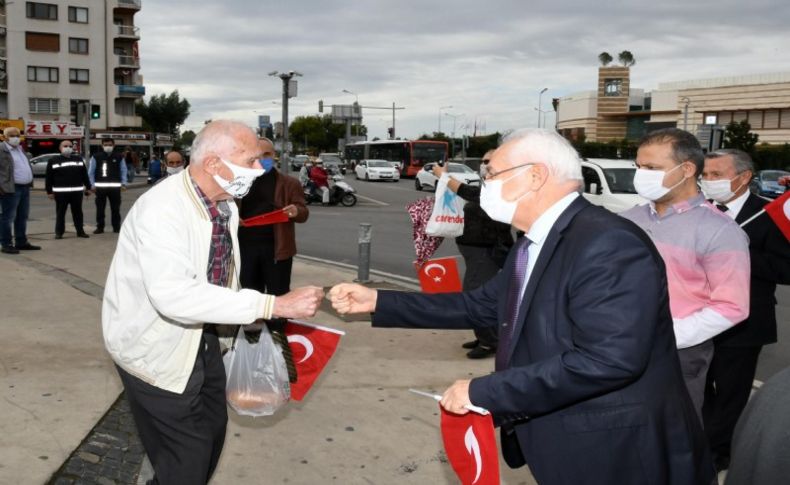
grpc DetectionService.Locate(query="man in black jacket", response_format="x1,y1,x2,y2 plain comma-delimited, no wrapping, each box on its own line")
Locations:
88,138,127,234
432,152,513,358
701,149,790,472
46,140,91,239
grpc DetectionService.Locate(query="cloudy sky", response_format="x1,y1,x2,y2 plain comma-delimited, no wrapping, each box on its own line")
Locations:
136,0,790,140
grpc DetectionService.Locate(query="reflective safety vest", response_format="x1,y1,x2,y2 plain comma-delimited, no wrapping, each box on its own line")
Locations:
93,151,123,188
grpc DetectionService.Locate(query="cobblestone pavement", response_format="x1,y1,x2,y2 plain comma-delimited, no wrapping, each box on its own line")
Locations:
47,394,144,485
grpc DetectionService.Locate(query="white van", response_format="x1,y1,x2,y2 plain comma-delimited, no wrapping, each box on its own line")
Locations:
580,159,646,213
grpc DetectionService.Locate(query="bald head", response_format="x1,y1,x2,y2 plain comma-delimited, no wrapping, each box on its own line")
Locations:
259,138,275,158
165,150,184,167
4,127,20,138
190,120,260,167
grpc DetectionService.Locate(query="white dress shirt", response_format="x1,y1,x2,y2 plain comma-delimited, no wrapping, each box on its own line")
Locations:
5,142,33,185
722,189,750,220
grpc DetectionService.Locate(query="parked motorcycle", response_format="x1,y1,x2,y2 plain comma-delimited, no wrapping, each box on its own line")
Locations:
303,175,357,207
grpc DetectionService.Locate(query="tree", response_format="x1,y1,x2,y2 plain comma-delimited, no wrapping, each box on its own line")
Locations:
136,90,191,136
175,130,196,151
724,120,759,153
598,52,613,66
617,50,636,67
288,115,368,154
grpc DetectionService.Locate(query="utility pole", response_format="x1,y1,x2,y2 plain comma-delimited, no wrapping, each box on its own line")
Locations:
537,87,548,128
681,96,690,131
77,101,91,156
269,70,302,175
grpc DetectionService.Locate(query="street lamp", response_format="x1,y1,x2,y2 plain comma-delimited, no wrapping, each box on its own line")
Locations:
444,112,464,159
269,70,302,175
342,89,359,103
537,87,548,128
438,105,453,134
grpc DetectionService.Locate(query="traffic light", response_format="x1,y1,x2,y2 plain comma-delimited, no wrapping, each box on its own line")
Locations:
387,127,394,138
90,104,101,120
318,100,323,113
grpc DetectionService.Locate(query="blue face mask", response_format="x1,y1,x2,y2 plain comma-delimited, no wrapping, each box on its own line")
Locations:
259,157,274,172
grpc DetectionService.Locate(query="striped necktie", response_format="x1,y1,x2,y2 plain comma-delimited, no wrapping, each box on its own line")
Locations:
495,236,531,371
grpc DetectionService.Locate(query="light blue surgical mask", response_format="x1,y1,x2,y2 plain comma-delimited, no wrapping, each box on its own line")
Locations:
259,157,274,172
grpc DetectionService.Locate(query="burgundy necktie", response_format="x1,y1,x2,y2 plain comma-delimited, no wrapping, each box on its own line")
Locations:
495,236,531,371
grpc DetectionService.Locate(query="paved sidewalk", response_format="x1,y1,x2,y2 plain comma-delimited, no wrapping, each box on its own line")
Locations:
0,214,539,484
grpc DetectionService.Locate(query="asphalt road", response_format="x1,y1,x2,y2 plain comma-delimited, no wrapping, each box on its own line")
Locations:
26,174,790,382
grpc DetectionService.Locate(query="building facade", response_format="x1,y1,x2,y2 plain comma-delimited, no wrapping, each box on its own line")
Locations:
0,0,145,155
557,68,790,146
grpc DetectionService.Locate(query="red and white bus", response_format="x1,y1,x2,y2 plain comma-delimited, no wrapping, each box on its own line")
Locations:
344,139,449,177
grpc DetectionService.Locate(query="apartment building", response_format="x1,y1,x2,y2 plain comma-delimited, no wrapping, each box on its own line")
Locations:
0,0,148,156
557,67,790,146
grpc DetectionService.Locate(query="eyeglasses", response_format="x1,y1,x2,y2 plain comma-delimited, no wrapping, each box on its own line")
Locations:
481,162,535,186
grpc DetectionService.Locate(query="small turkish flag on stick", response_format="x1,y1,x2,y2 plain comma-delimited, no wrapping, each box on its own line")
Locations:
764,190,790,241
284,320,344,401
415,256,463,293
240,208,289,227
441,407,501,485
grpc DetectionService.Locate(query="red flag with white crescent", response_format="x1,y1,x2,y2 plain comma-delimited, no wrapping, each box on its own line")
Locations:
284,320,344,401
240,208,289,227
764,190,790,241
441,407,500,485
416,256,462,293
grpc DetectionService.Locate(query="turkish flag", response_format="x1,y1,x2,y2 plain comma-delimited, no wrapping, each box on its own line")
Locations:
441,407,500,485
240,209,289,227
764,190,790,241
284,320,344,401
416,256,462,293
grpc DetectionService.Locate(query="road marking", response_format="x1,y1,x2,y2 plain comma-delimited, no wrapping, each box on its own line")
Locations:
355,194,389,206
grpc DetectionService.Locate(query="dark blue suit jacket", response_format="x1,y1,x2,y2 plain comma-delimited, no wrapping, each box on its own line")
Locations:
374,197,715,485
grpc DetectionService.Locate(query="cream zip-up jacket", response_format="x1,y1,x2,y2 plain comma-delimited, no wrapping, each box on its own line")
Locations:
102,170,274,393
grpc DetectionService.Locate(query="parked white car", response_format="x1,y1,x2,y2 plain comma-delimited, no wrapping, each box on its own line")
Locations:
415,162,480,191
581,159,645,212
354,159,400,181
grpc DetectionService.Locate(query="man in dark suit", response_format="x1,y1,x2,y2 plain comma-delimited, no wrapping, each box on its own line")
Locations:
329,129,715,484
701,149,790,472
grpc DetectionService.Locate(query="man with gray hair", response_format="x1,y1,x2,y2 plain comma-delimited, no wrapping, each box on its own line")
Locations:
700,148,790,472
102,120,324,484
0,126,39,253
329,129,714,484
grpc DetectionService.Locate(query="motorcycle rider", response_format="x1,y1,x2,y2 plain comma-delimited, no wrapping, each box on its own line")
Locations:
309,160,330,205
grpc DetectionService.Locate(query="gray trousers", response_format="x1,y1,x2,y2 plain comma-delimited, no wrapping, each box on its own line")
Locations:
678,339,715,425
458,243,501,348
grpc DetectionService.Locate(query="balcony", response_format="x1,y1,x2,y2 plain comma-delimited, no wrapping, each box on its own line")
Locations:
116,24,140,39
0,47,6,58
117,0,141,10
0,14,6,27
117,55,140,68
118,84,145,97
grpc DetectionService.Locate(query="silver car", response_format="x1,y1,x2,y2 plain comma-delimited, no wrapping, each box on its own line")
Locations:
30,153,88,177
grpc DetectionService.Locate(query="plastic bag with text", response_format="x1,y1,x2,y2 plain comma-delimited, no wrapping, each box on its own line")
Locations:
223,325,290,417
425,173,465,238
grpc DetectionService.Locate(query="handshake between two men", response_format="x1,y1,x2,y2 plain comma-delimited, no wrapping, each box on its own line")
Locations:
278,283,473,415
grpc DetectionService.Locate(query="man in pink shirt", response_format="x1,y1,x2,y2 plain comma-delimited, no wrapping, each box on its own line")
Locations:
620,128,750,421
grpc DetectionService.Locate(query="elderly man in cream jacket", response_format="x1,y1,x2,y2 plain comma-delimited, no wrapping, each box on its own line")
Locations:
102,120,324,485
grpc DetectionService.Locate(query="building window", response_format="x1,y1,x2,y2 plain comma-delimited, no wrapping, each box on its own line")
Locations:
604,79,622,96
764,110,780,129
68,6,88,23
115,98,136,116
69,68,89,84
704,113,717,125
26,2,57,20
27,66,59,83
780,110,790,129
25,32,60,52
29,98,59,114
68,37,89,54
747,110,763,129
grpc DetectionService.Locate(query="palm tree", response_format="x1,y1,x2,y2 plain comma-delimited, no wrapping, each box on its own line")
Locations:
618,50,636,67
598,52,613,66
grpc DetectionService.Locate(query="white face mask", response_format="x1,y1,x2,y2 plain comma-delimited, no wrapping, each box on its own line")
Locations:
7,137,20,147
61,147,73,156
633,164,686,201
166,165,184,175
103,146,114,154
479,167,530,224
700,177,743,203
212,157,264,198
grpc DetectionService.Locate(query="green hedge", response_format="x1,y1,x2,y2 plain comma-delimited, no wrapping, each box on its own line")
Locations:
754,144,790,171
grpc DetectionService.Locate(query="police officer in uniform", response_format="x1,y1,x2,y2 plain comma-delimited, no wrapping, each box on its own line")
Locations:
88,138,127,234
46,140,91,239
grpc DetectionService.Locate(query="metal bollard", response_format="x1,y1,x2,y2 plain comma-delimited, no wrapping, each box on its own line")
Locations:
356,223,372,283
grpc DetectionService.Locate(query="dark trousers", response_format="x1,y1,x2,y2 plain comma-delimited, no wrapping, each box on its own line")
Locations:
678,339,715,425
0,184,30,247
703,344,762,460
239,240,293,296
117,332,227,485
457,243,500,348
55,191,85,236
95,188,122,231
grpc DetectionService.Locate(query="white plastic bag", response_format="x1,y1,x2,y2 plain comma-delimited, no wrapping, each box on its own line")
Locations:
425,173,465,237
223,325,290,417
